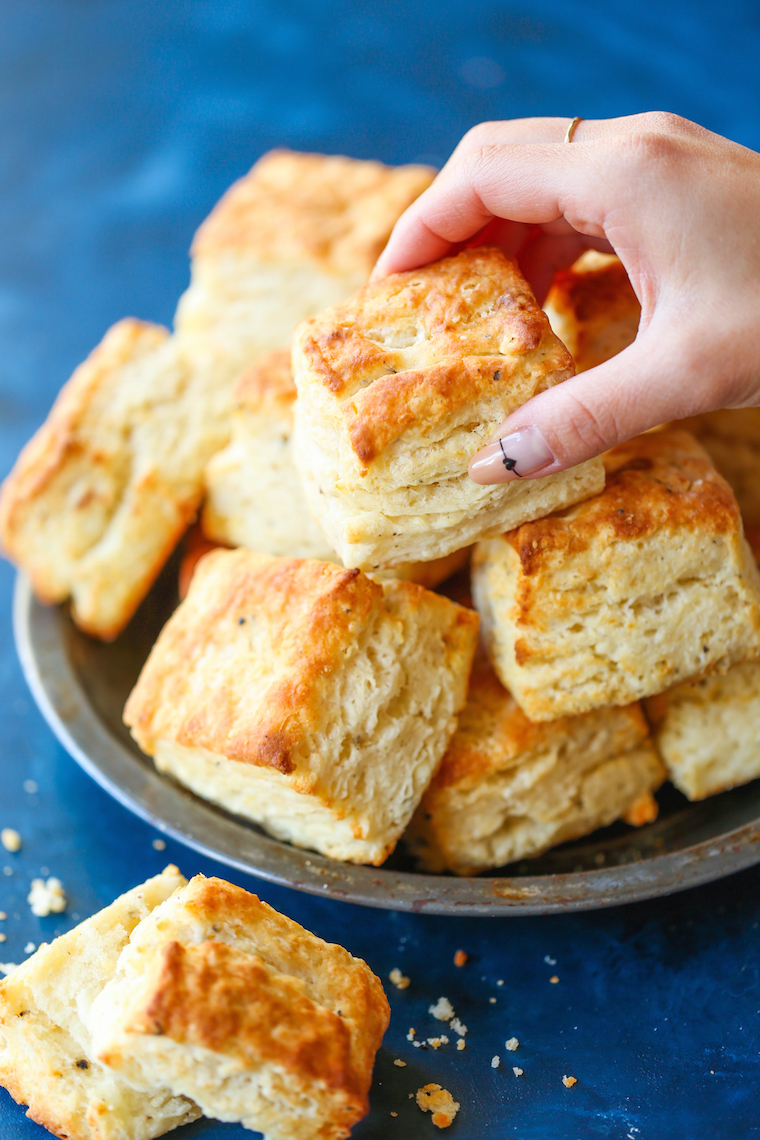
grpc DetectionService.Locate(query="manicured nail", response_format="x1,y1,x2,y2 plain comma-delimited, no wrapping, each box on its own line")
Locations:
468,427,556,485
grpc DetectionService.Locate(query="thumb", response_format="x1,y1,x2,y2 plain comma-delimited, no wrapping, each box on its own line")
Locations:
468,329,703,484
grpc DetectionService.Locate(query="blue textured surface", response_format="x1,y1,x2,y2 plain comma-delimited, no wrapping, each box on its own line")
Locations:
2,3,760,1137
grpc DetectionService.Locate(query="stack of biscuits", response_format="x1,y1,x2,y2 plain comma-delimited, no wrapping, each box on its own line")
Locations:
3,152,760,884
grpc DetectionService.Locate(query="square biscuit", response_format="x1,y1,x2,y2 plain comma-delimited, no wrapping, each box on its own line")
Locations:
201,348,471,586
406,655,664,875
472,428,760,721
0,320,221,639
124,548,479,864
292,247,605,569
645,660,760,800
675,409,760,557
174,150,436,387
0,866,199,1140
543,250,640,373
88,874,389,1140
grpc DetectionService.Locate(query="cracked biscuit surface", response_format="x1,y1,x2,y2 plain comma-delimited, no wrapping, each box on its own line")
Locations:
89,874,389,1140
292,246,604,569
124,548,478,864
473,428,760,721
0,866,199,1140
406,654,664,875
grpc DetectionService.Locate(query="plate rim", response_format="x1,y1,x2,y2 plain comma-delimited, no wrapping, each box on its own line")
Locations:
14,572,760,916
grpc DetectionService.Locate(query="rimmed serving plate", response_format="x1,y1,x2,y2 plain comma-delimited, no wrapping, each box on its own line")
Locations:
14,566,760,915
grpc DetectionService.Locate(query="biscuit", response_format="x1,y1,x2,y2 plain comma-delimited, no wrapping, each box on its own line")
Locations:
406,656,664,874
201,348,471,586
89,874,389,1140
0,866,199,1140
1,153,434,639
174,150,436,387
0,320,214,639
472,428,760,721
124,548,479,864
675,409,760,558
543,250,640,372
645,660,760,799
292,247,605,569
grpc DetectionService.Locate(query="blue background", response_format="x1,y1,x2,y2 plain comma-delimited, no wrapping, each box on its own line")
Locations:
2,2,760,1137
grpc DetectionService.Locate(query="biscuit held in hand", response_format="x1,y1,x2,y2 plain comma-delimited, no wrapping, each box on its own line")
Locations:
472,429,760,721
292,246,604,569
124,549,478,865
88,875,390,1140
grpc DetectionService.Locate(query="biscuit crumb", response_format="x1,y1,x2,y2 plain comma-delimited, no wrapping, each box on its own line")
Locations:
1,829,21,853
513,1066,523,1076
0,962,18,976
152,838,166,851
393,1059,407,1067
23,780,37,795
457,1039,466,1051
3,867,12,877
390,968,410,990
489,996,496,1003
427,1035,449,1049
390,1111,398,1117
496,979,504,986
623,791,659,826
416,1084,459,1129
550,976,559,984
562,1075,577,1088
24,942,35,954
491,1055,500,1068
28,877,66,917
406,1028,416,1040
454,949,468,967
0,912,7,920
429,996,454,1021
451,1017,467,1037
506,1037,519,1051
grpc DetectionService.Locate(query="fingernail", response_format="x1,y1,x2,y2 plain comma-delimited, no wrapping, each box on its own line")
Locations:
468,427,556,485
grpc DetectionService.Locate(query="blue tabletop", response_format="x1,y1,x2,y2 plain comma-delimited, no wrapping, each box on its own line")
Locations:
2,3,760,1137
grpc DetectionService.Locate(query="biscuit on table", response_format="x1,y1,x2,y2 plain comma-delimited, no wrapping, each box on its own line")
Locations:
201,348,471,587
472,428,760,721
0,866,199,1140
292,247,605,569
89,875,389,1140
124,548,479,865
645,660,760,800
543,250,640,372
405,655,664,875
0,320,216,639
174,149,436,387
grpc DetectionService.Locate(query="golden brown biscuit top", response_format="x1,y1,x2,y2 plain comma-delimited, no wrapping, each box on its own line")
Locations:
431,654,648,791
545,250,640,327
191,149,436,275
233,348,295,412
126,874,389,1103
505,428,741,576
294,247,573,465
124,548,477,773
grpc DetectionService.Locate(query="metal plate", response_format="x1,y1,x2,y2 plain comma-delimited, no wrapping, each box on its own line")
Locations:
14,566,760,915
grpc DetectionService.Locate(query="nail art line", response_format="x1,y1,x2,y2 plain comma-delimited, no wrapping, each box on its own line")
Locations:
499,438,522,477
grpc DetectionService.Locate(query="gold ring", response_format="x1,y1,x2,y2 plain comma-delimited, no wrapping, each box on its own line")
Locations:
564,116,583,143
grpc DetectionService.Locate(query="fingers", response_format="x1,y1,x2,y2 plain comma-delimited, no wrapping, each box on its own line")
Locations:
468,327,713,484
373,113,693,280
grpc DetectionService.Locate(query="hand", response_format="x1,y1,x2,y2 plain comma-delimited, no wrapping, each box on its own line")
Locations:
373,113,760,484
